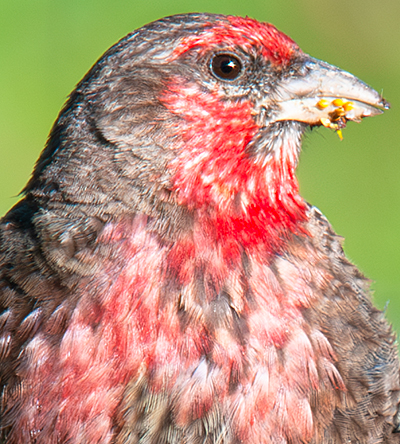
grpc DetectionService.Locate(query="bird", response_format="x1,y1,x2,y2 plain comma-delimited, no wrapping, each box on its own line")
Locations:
0,12,398,444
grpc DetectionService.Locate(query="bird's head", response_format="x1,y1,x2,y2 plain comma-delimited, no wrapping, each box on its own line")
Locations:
25,13,388,252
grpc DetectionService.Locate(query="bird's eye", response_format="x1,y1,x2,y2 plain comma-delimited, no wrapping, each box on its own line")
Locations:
210,54,243,81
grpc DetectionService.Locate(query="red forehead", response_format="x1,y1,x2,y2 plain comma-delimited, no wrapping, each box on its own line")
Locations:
173,15,299,65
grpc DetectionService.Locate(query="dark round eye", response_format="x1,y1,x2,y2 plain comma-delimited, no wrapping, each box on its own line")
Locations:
210,54,243,81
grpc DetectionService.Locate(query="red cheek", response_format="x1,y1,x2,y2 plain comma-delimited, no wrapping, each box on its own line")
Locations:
161,80,259,209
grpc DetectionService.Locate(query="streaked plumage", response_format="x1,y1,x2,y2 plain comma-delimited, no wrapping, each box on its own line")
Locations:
0,13,398,444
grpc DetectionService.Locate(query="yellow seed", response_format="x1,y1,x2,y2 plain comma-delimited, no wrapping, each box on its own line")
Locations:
317,99,330,109
332,98,345,107
336,129,344,140
320,118,332,128
343,101,354,112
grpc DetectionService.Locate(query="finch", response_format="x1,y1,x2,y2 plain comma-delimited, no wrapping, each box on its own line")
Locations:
0,13,398,444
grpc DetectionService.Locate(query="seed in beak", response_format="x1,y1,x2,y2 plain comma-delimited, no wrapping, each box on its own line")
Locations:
317,99,330,109
316,99,356,140
343,101,354,112
332,98,345,107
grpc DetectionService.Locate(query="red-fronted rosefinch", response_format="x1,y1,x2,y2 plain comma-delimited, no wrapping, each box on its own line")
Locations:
0,13,398,444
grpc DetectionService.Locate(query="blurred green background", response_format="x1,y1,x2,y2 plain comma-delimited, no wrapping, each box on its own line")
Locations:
1,1,399,329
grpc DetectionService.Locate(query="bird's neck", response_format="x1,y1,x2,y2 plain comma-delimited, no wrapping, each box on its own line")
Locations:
192,142,308,255
172,133,308,255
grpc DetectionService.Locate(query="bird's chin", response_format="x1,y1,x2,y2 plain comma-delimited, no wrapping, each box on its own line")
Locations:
246,120,306,168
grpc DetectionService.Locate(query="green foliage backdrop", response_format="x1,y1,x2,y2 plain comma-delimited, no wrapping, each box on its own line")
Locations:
1,1,399,329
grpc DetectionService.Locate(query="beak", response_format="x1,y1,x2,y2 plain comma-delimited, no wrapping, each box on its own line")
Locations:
264,56,389,132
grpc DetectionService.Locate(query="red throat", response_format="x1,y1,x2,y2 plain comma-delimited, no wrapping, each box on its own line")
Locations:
161,80,308,255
